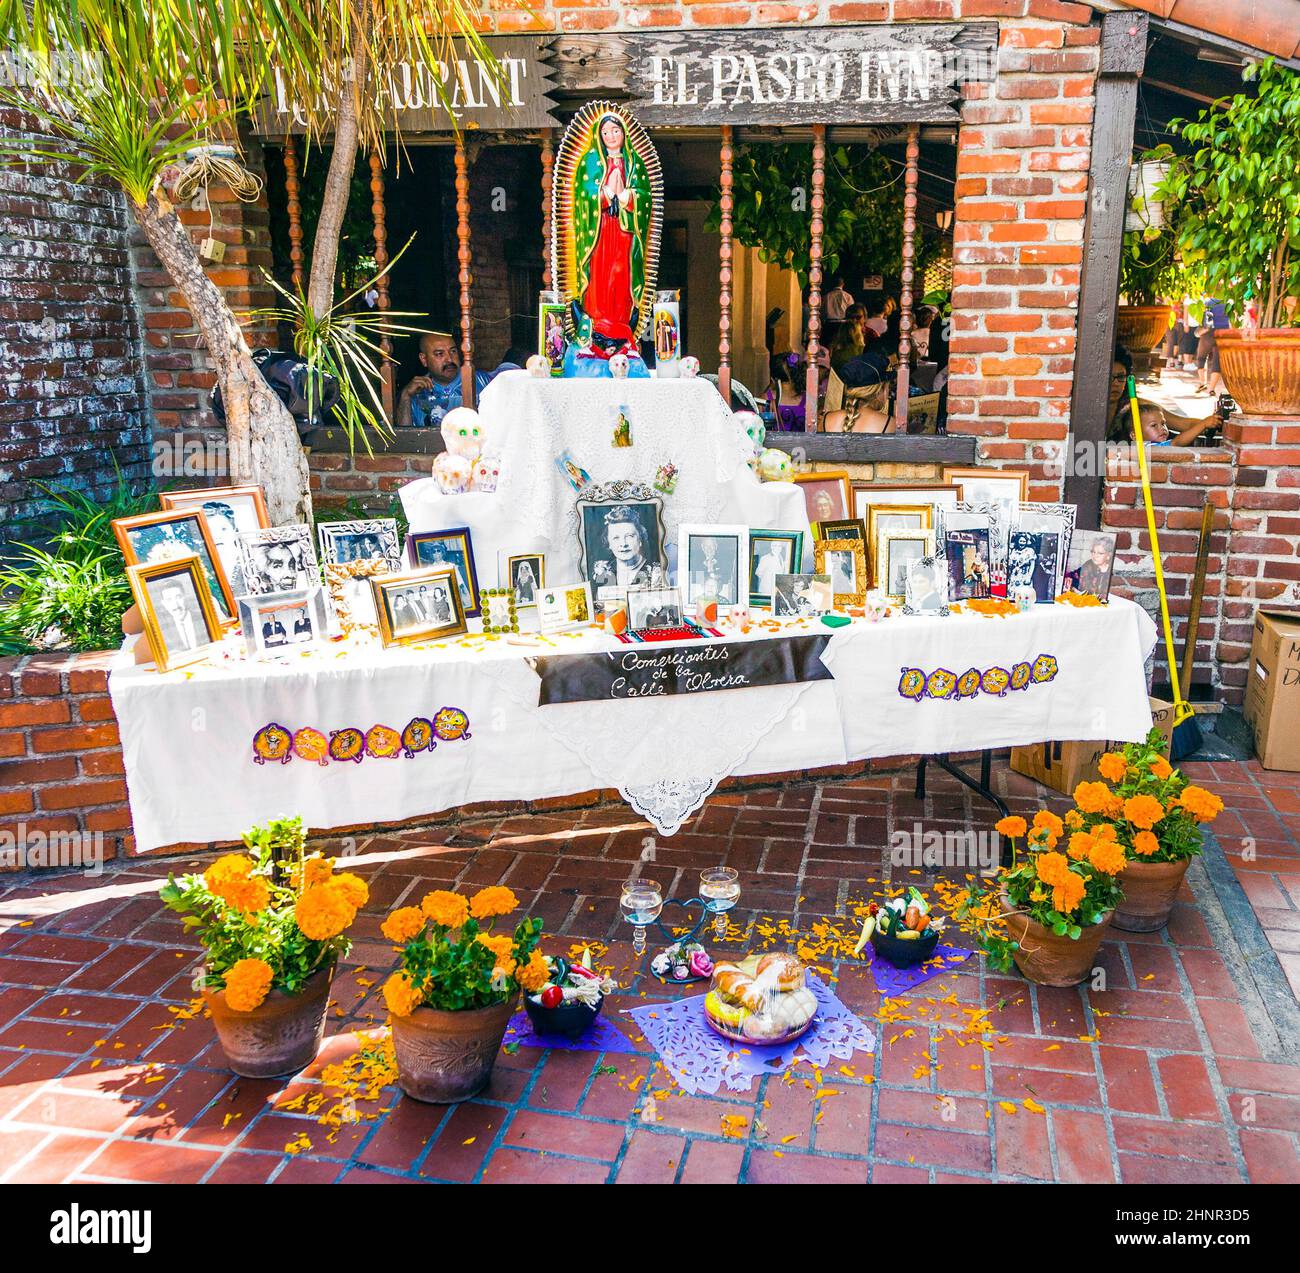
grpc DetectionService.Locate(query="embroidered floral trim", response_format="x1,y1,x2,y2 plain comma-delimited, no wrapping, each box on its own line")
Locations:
252,708,471,766
898,653,1058,702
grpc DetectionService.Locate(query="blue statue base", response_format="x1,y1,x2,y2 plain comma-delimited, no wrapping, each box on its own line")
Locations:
562,343,651,379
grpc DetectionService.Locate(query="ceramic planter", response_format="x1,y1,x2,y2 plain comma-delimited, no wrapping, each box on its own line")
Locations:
1113,857,1191,932
1217,329,1300,416
1117,305,1171,358
203,964,333,1078
1000,891,1113,987
390,998,516,1103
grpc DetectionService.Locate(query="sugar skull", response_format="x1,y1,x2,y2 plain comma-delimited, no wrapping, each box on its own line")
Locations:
758,448,791,482
526,353,550,377
439,406,483,461
680,355,700,378
433,451,472,494
608,352,630,379
735,410,766,455
471,455,500,493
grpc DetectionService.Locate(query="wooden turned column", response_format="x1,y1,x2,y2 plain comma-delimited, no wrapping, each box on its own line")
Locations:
805,124,826,424
369,150,394,422
718,125,735,405
454,134,475,407
283,134,303,291
895,124,920,428
540,128,554,290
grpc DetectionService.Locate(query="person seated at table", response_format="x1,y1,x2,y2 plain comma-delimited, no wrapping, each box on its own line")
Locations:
828,305,867,374
839,330,892,391
397,331,495,428
767,352,808,431
591,506,666,589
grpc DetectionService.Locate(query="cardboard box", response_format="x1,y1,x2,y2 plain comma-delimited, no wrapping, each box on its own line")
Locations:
1243,608,1300,772
1009,696,1174,796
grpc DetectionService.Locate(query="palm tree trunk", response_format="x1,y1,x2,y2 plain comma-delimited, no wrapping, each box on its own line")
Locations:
133,194,311,526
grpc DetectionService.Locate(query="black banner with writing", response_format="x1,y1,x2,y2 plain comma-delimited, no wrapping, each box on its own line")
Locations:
531,635,834,705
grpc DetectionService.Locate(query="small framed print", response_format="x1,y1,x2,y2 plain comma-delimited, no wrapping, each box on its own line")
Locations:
943,526,992,601
881,529,935,604
238,586,331,659
1063,529,1116,601
126,554,225,673
748,529,803,607
408,527,481,617
371,567,467,646
481,588,520,634
114,508,236,622
1006,528,1059,603
853,483,960,523
1017,502,1077,597
538,582,594,633
318,518,402,570
792,471,852,524
938,503,1009,590
627,585,684,631
867,504,933,585
942,466,1030,504
324,558,393,633
158,485,269,599
239,524,319,597
814,538,867,607
678,523,748,608
773,573,832,617
505,552,545,610
813,517,867,543
904,554,950,615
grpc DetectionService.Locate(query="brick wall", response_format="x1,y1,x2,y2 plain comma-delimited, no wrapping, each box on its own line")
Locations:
0,109,152,548
309,445,431,514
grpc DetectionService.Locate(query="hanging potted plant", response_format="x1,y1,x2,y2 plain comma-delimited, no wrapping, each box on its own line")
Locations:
381,887,545,1103
1083,731,1224,931
160,816,367,1077
1160,58,1300,414
957,811,1125,987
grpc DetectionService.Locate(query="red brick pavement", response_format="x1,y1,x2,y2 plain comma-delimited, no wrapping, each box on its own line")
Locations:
0,759,1297,1185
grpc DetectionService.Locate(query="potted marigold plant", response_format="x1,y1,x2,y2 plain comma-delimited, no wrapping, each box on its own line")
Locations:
957,810,1125,987
160,816,367,1077
381,886,544,1103
1079,730,1224,931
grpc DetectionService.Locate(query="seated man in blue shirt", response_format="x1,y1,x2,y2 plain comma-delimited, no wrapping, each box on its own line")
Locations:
396,332,493,428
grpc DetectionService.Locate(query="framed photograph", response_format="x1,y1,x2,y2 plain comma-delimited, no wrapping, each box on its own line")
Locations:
114,509,236,622
372,567,467,646
792,471,852,525
678,523,748,607
505,552,545,611
773,573,832,617
238,586,331,659
881,530,935,604
324,558,393,632
814,538,867,607
812,517,867,543
1007,529,1060,603
158,485,269,600
318,518,402,570
408,527,481,618
748,529,803,607
538,582,595,633
576,482,667,591
239,524,319,597
1017,502,1077,597
904,554,950,615
627,585,684,631
1063,529,1116,601
943,527,992,601
126,555,225,673
868,504,933,585
939,502,1010,590
481,588,520,634
853,483,960,523
943,466,1030,504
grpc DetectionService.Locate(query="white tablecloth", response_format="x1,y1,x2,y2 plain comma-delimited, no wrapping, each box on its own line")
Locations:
400,373,811,587
109,598,1157,852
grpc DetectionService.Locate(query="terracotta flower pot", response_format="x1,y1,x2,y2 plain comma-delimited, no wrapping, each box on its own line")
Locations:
1117,305,1171,356
1113,857,1191,932
1000,891,1113,987
1216,329,1300,416
203,964,334,1078
390,998,516,1104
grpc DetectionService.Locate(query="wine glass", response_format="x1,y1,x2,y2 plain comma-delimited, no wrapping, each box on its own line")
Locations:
699,866,741,940
621,878,663,957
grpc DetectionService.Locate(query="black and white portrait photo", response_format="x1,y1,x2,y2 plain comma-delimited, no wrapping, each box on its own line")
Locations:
1007,530,1042,595
160,486,270,601
115,510,233,619
408,528,480,616
579,497,666,591
905,556,949,614
149,575,207,653
239,525,318,595
320,519,401,569
509,554,544,608
826,548,856,596
127,557,223,672
238,586,330,659
749,533,799,605
372,568,467,646
679,524,747,606
773,573,832,617
628,586,682,631
883,532,930,601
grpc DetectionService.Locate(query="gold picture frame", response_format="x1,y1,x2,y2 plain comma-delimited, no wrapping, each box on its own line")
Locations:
113,508,237,622
880,530,936,605
792,470,853,525
942,466,1030,503
371,567,468,647
814,538,867,608
126,554,225,673
324,558,393,635
812,516,867,543
852,482,961,523
158,484,270,527
867,504,934,586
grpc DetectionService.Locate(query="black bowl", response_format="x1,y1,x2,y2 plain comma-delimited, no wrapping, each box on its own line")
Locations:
871,924,941,968
523,993,603,1039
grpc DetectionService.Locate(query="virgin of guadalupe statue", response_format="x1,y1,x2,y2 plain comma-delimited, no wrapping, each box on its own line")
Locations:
553,101,662,372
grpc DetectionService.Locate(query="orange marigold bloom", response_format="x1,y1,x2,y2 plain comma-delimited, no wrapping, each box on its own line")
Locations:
383,971,423,1018
1098,752,1128,783
476,933,515,961
1178,785,1223,823
1065,809,1083,831
1088,838,1127,875
204,853,251,892
421,890,469,929
1035,851,1073,888
1029,826,1059,851
302,856,334,886
1123,794,1166,831
381,906,425,945
1067,831,1093,861
220,874,270,914
223,958,274,1012
1092,822,1118,843
1074,781,1112,815
469,886,518,920
1033,810,1065,838
1051,872,1086,914
515,950,550,992
332,872,369,910
1149,756,1173,781
995,816,1027,838
296,883,355,941
1132,830,1160,857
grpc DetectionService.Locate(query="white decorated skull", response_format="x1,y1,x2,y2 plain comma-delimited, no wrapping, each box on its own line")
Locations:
680,355,700,378
758,447,791,482
525,353,550,378
439,406,483,460
607,353,630,379
471,455,500,493
735,410,765,454
432,451,472,494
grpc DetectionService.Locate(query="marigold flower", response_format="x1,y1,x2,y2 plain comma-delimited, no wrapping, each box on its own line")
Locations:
381,906,425,945
421,890,469,929
1123,794,1166,831
1051,872,1086,914
1088,838,1127,875
383,971,423,1018
515,950,550,992
995,816,1027,838
469,886,518,920
204,853,252,892
220,874,270,914
1092,822,1118,843
332,872,369,911
223,958,274,1012
1065,809,1083,831
1034,851,1073,888
476,933,514,960
1132,830,1160,857
1029,826,1059,851
1067,831,1093,861
1178,785,1223,823
296,883,356,941
1149,756,1173,781
1097,752,1128,783
1074,781,1113,815
1033,810,1065,838
302,856,334,886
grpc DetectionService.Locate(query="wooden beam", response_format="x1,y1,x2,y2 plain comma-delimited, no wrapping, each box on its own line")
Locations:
806,123,826,423
895,123,920,428
540,127,554,290
454,134,475,408
283,134,303,291
369,151,394,423
1065,10,1148,527
718,124,734,404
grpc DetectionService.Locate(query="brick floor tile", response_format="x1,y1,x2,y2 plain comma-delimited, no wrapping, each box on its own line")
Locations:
1051,1109,1116,1183
614,1129,683,1183
78,1137,221,1183
872,1121,992,1173
1157,1053,1220,1122
993,1102,1053,1180
502,1108,627,1161
746,1147,870,1183
1238,1128,1300,1184
481,1147,610,1184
